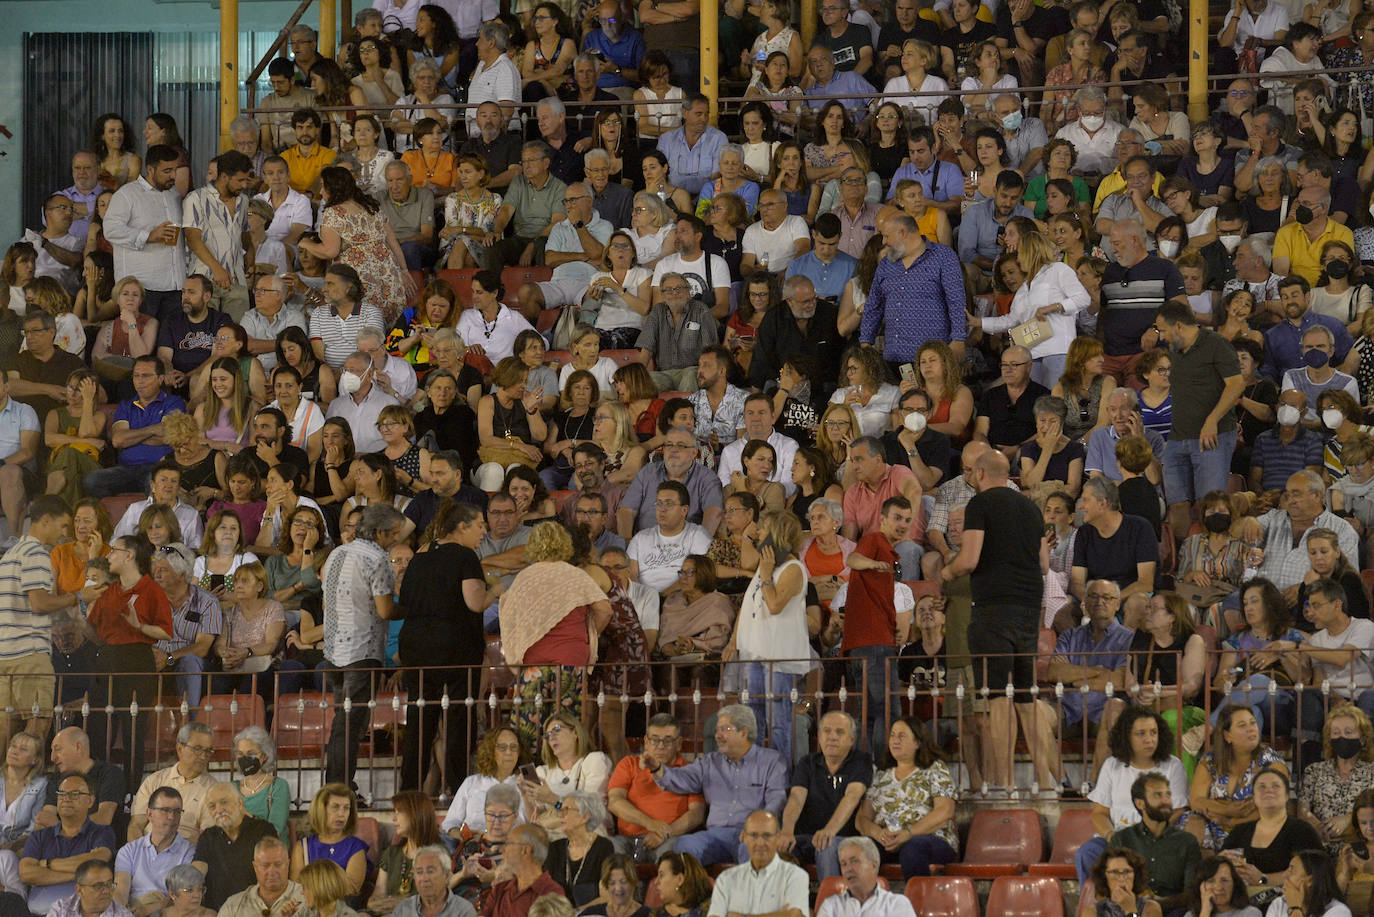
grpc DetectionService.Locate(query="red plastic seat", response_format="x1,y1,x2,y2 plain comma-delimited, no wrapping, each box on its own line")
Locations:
143,694,185,765
1363,568,1374,597
359,691,407,756
813,876,845,916
604,349,640,367
102,494,144,526
272,692,334,758
198,693,267,762
535,308,561,334
406,270,428,306
1076,878,1097,917
941,809,1043,878
1027,809,1095,878
984,876,1065,917
437,268,478,306
903,877,979,917
356,816,383,863
502,266,553,293
903,580,943,601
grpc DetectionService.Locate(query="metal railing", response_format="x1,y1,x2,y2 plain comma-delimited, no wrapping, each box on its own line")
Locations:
26,642,1359,810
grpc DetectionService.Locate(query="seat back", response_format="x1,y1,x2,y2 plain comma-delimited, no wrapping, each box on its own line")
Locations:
813,877,845,916
198,693,268,762
272,692,335,758
903,877,979,917
356,816,384,863
1045,809,1095,865
962,810,1044,866
437,268,478,307
985,876,1065,917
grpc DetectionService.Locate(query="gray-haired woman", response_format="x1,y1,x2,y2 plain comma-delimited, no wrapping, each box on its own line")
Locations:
697,144,762,217
234,726,291,839
1019,395,1086,496
542,790,614,907
163,864,215,917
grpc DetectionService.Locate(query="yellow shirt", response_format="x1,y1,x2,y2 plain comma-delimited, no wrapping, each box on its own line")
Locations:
281,143,337,195
1274,218,1355,286
1092,167,1164,213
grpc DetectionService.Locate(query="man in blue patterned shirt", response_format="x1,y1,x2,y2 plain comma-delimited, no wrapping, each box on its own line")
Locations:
860,213,967,367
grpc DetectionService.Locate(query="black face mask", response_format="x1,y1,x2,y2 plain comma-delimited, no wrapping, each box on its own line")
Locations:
1295,205,1316,225
1203,513,1232,533
237,755,263,776
1332,736,1363,759
1326,260,1351,280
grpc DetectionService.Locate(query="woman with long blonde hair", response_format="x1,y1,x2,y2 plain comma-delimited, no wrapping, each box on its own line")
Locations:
968,230,1090,389
589,399,646,487
816,403,860,477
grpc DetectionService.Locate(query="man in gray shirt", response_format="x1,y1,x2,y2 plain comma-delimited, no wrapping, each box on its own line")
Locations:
392,845,475,917
378,162,436,270
486,141,567,268
636,272,720,392
320,503,403,788
478,492,532,630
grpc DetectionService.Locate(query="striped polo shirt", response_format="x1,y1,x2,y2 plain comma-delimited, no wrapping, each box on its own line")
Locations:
0,536,56,660
1100,254,1185,357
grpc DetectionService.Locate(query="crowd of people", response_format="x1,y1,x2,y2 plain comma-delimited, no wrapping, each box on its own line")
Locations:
11,0,1374,912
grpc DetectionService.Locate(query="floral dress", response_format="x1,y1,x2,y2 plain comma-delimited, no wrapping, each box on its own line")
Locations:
1044,63,1107,126
1299,759,1374,851
443,190,502,266
589,581,649,697
321,206,408,326
864,764,960,852
1177,745,1286,850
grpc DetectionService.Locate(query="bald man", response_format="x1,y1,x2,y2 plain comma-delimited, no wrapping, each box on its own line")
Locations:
708,812,808,917
34,728,127,829
942,450,1060,793
59,152,103,241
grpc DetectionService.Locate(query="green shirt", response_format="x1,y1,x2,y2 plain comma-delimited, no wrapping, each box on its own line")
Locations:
504,173,567,240
1109,821,1202,898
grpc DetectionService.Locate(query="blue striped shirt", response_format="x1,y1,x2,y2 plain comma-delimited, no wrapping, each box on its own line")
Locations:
860,243,967,363
0,536,55,660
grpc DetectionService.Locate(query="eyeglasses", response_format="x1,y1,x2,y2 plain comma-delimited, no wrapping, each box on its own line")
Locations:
663,442,695,451
654,500,684,508
823,420,850,428
645,735,678,746
56,791,92,799
545,724,566,740
179,742,214,756
80,882,115,892
149,806,185,815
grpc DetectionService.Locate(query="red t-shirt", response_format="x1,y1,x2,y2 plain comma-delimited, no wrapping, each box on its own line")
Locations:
841,532,897,652
87,574,174,646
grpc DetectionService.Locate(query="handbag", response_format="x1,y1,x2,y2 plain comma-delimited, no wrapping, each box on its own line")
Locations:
1008,317,1053,348
548,301,578,350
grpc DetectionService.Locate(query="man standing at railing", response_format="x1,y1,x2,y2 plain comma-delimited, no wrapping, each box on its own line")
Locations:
319,503,405,794
941,449,1060,795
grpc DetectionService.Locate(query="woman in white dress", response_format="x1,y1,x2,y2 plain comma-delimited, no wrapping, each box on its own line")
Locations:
883,40,949,130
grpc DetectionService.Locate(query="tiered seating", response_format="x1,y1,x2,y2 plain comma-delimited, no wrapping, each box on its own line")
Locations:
198,693,267,762
985,876,1066,917
1026,809,1094,879
272,691,334,759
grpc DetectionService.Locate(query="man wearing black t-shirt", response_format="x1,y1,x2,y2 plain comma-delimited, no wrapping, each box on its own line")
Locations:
1071,476,1158,629
877,0,941,81
995,0,1069,86
941,450,1059,794
816,0,873,80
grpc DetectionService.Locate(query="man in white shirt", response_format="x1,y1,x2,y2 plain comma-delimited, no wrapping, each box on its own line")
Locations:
111,461,205,546
325,352,401,453
627,481,712,592
718,395,800,497
1299,577,1374,758
816,837,917,917
103,146,189,325
357,326,418,404
707,810,808,917
741,190,812,276
28,196,85,296
1053,87,1123,177
600,547,660,650
651,216,731,319
467,21,522,129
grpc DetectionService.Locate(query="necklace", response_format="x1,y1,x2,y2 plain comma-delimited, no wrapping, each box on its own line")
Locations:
481,310,499,339
563,838,594,891
419,151,442,181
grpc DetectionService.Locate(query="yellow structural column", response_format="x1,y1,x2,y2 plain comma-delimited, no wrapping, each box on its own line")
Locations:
220,0,239,153
801,0,816,53
321,0,337,59
1187,0,1209,122
701,0,719,124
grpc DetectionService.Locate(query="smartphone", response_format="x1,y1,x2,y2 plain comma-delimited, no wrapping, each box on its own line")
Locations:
518,763,540,782
899,362,917,384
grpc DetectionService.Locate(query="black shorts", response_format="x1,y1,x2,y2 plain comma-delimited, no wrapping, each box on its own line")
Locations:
967,603,1040,703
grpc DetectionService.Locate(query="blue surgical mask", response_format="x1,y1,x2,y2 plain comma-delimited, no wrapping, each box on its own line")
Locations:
1001,111,1023,132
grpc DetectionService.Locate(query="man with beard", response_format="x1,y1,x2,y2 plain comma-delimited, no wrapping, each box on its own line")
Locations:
401,450,488,541
457,102,521,192
582,0,645,90
1074,771,1199,906
240,408,308,478
861,213,966,367
957,170,1034,277
104,146,189,323
154,276,232,392
748,275,843,397
182,151,255,321
20,773,117,917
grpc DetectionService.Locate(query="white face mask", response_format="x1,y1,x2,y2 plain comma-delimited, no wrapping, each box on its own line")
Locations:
1323,408,1345,430
1157,240,1180,258
1080,114,1105,132
339,370,364,395
1219,234,1243,253
904,411,927,435
1276,403,1302,427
